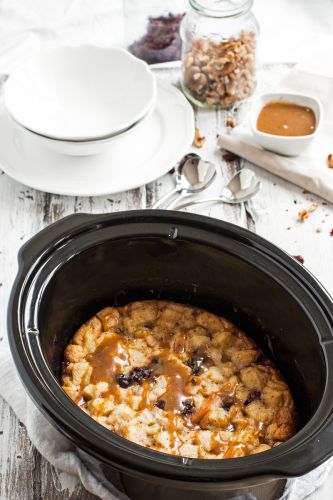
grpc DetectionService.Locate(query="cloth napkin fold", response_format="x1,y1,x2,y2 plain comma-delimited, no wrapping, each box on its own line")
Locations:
0,345,131,500
219,35,333,202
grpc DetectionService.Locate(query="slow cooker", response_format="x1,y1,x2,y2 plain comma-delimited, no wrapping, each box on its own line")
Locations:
8,210,333,500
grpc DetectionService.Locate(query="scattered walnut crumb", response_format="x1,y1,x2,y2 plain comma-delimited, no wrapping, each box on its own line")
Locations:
298,209,309,222
327,154,333,168
286,226,291,230
298,202,318,222
302,189,310,194
226,116,237,128
193,128,206,148
309,202,318,212
315,227,322,233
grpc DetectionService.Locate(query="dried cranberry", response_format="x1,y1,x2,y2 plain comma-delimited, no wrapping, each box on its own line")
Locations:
155,400,166,410
181,400,195,415
116,374,133,388
244,390,261,406
222,151,239,162
186,355,213,375
330,229,333,237
293,255,304,264
128,13,185,64
221,395,236,411
131,366,152,384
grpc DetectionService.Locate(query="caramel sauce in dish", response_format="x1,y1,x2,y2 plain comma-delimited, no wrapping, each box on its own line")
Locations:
257,101,316,137
61,300,297,459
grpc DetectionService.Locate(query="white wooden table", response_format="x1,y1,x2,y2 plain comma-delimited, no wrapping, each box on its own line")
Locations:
1,66,333,499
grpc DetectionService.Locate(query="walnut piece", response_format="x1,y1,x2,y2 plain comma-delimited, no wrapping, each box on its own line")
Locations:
298,209,309,222
298,202,318,222
226,116,237,128
194,127,206,148
328,154,333,168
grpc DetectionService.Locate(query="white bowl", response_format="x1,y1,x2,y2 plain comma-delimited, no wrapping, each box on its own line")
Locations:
13,101,155,156
250,92,322,156
4,45,156,141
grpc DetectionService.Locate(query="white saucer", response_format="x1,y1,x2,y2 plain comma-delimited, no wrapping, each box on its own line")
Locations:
0,80,194,196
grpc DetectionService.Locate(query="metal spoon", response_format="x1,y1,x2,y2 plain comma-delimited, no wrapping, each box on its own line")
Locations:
152,153,217,209
173,169,261,211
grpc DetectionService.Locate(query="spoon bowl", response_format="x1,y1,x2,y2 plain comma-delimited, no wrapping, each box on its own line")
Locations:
152,153,217,209
179,154,217,193
174,169,261,210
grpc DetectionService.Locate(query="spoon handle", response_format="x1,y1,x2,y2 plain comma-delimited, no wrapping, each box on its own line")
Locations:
152,186,179,209
164,192,191,210
174,197,226,210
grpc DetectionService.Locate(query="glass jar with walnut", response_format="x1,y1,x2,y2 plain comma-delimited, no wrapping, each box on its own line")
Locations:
180,0,259,109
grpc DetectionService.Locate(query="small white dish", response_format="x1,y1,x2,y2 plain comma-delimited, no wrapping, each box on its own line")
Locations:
250,93,322,156
0,80,194,196
14,102,155,156
4,46,156,141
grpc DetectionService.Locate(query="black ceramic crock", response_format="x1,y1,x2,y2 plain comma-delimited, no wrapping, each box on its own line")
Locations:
8,210,333,500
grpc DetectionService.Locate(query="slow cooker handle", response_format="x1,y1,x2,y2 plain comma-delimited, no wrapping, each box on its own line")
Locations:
18,213,103,268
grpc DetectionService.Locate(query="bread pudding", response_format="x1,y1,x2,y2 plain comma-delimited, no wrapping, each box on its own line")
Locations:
61,300,297,459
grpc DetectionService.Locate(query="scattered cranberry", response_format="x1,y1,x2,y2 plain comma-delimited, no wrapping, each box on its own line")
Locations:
116,364,153,388
244,390,261,406
155,400,166,410
330,229,333,237
116,374,133,388
222,151,239,162
186,355,213,375
293,255,305,264
131,366,152,384
221,395,236,411
181,400,195,415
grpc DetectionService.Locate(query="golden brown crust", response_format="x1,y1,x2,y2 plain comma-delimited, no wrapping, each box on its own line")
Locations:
61,300,297,459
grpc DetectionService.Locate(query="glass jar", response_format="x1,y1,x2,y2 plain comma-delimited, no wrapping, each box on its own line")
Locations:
180,0,259,108
124,0,188,65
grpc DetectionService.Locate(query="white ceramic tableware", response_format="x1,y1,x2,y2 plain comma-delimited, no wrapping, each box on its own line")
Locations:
0,80,194,196
14,102,155,156
250,92,322,156
4,46,156,141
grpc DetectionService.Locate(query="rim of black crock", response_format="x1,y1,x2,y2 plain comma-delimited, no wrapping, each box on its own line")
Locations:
8,210,333,482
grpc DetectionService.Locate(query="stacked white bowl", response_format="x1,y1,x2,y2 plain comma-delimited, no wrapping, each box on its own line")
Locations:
3,46,157,156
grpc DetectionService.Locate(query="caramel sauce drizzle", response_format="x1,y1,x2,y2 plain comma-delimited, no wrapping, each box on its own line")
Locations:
210,432,226,455
151,351,191,412
82,336,266,458
167,414,183,452
224,442,249,458
86,334,129,404
87,334,129,383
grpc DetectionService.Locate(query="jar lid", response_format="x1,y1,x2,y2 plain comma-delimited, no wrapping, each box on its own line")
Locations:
189,0,253,18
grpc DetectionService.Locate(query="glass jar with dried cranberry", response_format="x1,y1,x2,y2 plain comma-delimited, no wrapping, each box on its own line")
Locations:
125,0,188,65
180,0,259,109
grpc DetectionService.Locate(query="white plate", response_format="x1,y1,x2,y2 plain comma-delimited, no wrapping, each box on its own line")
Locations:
4,46,156,141
0,80,194,196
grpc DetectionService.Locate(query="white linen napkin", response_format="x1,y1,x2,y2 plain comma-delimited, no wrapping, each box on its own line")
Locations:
219,35,333,202
0,345,131,499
